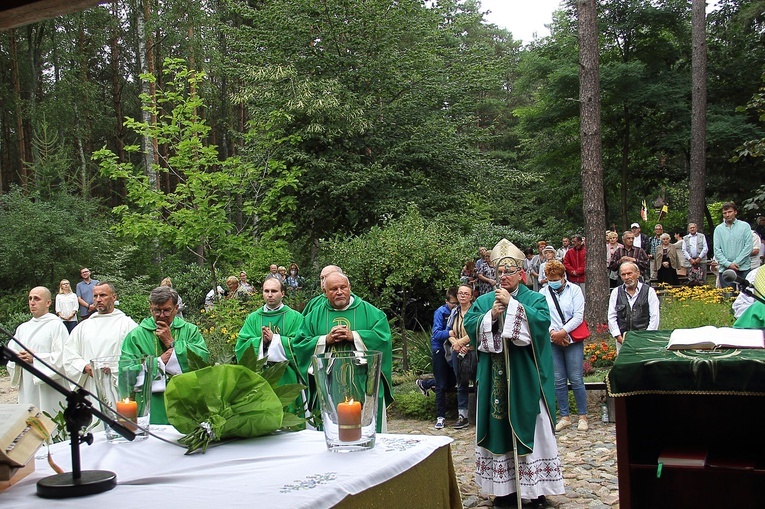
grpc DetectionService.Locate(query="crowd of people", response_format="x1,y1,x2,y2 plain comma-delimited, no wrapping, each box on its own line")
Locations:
205,264,305,308
422,202,765,507
7,202,765,509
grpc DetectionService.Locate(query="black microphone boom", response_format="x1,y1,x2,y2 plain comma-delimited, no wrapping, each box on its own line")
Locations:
722,269,751,288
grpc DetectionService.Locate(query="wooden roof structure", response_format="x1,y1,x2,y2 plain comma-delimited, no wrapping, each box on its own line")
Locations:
0,0,110,32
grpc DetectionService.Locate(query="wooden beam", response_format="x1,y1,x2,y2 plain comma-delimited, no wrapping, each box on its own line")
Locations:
0,0,112,32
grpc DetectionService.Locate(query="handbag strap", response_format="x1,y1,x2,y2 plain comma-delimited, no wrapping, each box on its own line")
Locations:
549,287,569,325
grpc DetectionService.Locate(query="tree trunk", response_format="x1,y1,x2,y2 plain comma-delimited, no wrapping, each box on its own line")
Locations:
400,288,409,371
9,29,28,193
136,0,158,188
689,0,707,231
578,0,609,325
620,105,630,231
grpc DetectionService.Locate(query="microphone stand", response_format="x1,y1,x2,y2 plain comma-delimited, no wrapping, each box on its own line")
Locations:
740,286,765,307
0,343,136,498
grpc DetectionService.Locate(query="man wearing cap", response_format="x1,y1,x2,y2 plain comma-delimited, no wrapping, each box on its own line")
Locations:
464,239,563,509
630,223,649,252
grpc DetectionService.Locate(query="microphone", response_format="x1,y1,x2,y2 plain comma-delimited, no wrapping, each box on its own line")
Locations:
722,269,750,288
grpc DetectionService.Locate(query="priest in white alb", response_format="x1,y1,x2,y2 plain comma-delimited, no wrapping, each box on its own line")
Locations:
64,281,138,396
7,286,69,416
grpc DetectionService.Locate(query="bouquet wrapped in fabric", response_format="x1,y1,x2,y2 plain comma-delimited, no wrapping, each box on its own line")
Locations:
165,353,305,454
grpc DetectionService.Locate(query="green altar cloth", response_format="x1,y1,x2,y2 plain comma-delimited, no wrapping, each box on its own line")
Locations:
606,330,765,397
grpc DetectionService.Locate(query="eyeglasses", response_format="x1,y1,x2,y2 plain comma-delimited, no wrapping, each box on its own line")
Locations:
497,269,520,276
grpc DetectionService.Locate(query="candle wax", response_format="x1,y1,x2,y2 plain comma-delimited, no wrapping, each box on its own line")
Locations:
337,399,362,441
116,398,138,431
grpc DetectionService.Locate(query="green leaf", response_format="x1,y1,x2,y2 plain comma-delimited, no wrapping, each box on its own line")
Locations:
260,360,288,387
279,412,306,430
273,383,306,408
237,345,262,372
187,348,212,371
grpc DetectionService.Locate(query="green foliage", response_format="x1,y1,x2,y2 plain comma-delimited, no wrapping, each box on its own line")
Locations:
0,312,30,339
403,330,434,375
0,189,116,292
389,380,437,421
161,263,214,320
94,58,263,278
318,207,464,315
195,297,261,364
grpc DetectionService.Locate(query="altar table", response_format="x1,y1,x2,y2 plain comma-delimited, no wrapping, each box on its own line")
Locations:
1,427,461,508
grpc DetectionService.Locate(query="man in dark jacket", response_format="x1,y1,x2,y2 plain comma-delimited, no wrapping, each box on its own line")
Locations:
415,287,458,429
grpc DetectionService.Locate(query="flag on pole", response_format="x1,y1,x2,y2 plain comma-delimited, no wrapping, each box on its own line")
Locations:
640,200,648,221
658,204,669,221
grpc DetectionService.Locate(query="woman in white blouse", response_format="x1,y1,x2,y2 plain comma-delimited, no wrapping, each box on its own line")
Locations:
55,279,79,333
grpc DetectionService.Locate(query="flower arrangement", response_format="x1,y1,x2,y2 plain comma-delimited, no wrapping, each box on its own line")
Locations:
584,341,617,369
197,298,254,363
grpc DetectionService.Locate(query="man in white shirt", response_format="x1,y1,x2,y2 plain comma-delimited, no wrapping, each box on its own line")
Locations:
681,223,709,285
64,282,138,396
608,262,660,353
7,286,69,416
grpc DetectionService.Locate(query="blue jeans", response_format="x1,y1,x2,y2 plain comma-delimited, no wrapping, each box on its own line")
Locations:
451,353,470,418
551,340,587,417
431,348,456,418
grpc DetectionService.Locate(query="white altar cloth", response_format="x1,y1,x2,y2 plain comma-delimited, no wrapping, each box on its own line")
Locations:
1,427,454,508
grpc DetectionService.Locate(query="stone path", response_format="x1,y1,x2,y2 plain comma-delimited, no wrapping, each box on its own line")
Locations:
387,410,619,508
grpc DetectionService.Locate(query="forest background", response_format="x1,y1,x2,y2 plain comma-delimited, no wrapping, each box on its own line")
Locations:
2,0,765,367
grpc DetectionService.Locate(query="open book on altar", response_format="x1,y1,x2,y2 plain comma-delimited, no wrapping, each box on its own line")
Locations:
667,326,765,350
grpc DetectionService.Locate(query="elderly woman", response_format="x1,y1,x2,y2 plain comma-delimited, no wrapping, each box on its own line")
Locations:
606,231,623,288
654,233,682,285
539,260,588,432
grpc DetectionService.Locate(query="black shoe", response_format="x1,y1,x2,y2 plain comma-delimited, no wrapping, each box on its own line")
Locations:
532,495,547,508
493,494,518,507
453,416,469,429
415,379,430,397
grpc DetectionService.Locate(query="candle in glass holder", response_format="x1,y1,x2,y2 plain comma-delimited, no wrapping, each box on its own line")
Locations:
337,398,362,441
116,398,138,431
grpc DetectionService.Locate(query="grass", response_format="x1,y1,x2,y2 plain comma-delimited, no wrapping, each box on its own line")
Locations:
658,284,735,329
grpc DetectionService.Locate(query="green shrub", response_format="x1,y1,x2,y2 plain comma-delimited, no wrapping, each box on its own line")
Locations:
195,297,262,364
0,312,30,340
403,329,433,375
389,388,437,420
